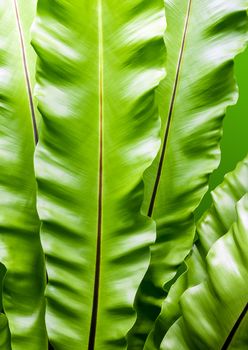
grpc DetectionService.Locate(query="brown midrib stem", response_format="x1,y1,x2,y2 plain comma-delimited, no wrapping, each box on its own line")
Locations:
87,1,103,349
13,0,38,145
147,0,192,217
221,303,248,350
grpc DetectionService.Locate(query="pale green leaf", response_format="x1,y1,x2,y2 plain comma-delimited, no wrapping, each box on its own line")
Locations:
161,194,248,349
129,0,248,346
32,1,166,349
145,154,248,349
0,1,46,348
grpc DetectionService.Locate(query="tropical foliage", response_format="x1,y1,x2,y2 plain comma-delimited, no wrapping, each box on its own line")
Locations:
145,155,248,349
161,193,248,350
0,0,247,349
0,1,45,349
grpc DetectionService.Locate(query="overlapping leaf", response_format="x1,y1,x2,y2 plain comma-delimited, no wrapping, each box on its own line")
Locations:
129,0,248,346
145,154,248,349
32,0,166,349
161,193,248,349
0,1,46,349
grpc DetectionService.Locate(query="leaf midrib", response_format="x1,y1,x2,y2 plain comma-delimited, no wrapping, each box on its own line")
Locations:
88,1,104,349
13,0,38,144
147,0,193,217
221,302,248,350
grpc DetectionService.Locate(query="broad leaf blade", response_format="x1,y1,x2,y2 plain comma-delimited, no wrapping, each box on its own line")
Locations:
161,194,248,349
130,0,248,345
197,154,248,253
0,1,46,348
145,154,248,349
32,1,166,349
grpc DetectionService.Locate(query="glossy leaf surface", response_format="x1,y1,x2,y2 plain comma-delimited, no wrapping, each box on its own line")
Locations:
32,1,166,349
161,194,248,349
145,155,248,349
129,0,248,345
0,1,46,349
